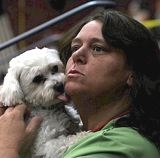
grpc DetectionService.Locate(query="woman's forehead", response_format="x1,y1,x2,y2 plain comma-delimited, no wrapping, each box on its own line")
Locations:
73,20,103,40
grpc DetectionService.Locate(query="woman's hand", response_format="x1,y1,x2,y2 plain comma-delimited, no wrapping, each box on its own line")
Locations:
0,104,42,158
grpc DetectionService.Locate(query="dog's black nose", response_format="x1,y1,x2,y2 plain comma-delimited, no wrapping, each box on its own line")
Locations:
53,82,64,93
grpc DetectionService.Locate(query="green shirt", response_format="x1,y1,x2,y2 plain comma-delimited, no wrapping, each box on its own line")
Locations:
63,120,160,158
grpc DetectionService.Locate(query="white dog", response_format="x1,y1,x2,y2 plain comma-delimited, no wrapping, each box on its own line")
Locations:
0,47,86,158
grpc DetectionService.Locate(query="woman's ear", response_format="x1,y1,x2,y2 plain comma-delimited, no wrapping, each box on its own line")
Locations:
127,73,133,87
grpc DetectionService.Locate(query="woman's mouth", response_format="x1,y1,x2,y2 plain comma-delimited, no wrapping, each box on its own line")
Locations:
67,69,84,77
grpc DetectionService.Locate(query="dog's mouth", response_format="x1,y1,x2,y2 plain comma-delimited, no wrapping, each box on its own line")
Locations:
57,93,70,103
53,82,70,103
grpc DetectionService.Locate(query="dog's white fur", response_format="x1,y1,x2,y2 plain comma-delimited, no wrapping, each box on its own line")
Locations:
0,47,87,158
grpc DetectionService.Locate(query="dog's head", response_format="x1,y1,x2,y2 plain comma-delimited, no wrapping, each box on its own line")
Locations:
0,47,65,107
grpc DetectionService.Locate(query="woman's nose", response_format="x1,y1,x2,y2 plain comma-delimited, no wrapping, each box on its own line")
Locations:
71,47,87,65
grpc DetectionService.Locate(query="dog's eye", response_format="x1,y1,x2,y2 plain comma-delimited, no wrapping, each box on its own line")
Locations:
33,75,45,83
51,65,58,74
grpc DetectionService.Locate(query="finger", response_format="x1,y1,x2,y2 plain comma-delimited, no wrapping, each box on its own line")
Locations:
26,116,43,134
13,104,27,118
0,102,4,107
5,107,14,113
0,107,6,115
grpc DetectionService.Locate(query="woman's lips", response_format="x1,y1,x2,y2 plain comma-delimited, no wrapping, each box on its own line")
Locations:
67,69,84,77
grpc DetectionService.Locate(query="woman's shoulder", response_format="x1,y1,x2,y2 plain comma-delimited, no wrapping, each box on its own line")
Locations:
100,122,160,157
102,123,147,145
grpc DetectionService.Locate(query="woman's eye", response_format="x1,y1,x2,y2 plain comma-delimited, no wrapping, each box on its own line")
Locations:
71,45,79,53
93,46,103,52
92,46,105,54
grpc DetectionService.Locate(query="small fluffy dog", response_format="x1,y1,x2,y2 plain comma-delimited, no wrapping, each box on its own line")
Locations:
0,47,86,158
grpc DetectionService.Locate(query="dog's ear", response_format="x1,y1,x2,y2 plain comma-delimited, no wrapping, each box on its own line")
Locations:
0,66,24,106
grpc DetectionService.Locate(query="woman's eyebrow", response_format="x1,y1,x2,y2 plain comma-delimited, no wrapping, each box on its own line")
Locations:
90,38,105,43
72,37,105,44
71,38,81,44
90,38,110,48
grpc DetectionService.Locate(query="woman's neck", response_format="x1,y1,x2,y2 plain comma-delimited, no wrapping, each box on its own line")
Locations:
73,95,131,131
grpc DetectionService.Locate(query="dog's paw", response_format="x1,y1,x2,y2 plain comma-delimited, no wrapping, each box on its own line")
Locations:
0,86,23,106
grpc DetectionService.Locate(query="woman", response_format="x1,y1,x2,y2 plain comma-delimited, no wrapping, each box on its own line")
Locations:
0,9,159,158
60,9,160,157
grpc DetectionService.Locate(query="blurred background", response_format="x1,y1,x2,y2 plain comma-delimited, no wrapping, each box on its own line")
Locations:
0,0,159,83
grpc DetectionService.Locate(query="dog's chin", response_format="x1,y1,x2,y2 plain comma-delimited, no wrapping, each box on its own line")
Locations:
26,97,63,109
47,98,63,108
41,101,63,109
39,93,68,108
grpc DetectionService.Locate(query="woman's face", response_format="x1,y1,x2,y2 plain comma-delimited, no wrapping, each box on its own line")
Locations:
65,20,131,100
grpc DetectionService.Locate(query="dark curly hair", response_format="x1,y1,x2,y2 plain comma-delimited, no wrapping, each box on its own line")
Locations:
59,9,160,149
